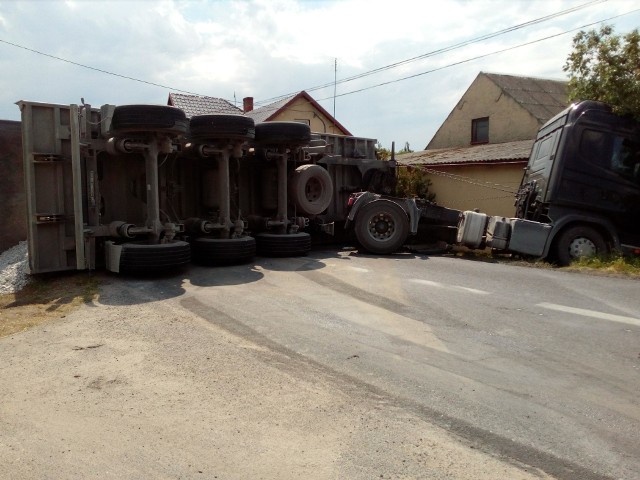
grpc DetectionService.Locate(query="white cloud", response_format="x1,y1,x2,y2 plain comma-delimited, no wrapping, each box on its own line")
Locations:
0,0,638,148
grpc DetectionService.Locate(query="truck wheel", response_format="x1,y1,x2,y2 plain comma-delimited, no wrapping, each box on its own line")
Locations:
256,232,311,257
355,199,409,254
254,122,311,147
554,225,608,266
189,114,255,141
289,164,333,215
118,240,191,274
191,236,256,265
110,105,188,135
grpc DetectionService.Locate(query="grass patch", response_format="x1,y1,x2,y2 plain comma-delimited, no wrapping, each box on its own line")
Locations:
447,246,640,276
566,254,640,277
0,272,101,338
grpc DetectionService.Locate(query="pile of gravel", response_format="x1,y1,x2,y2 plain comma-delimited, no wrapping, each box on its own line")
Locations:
0,241,30,295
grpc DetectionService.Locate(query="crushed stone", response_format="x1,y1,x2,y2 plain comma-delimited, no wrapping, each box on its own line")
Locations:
0,241,30,295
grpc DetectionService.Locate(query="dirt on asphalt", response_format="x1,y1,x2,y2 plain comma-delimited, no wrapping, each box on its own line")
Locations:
0,272,553,480
0,272,99,339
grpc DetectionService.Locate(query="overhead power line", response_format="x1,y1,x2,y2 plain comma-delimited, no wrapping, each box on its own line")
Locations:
0,38,204,96
0,1,635,106
313,8,640,102
254,0,607,106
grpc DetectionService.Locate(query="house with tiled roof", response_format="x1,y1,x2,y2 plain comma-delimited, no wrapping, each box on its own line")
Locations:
399,72,568,217
168,91,351,137
243,91,352,136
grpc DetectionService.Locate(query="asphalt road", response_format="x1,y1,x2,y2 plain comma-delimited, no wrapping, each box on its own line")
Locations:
177,249,640,480
1,247,638,479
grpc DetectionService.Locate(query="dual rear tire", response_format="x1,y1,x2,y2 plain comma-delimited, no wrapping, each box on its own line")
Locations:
110,105,188,136
191,236,256,265
111,240,191,275
256,232,311,257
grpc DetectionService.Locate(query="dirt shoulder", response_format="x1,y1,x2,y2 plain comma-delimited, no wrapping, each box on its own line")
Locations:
0,271,99,339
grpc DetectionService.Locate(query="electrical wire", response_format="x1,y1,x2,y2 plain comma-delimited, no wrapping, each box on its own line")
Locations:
0,2,636,107
399,163,520,194
255,0,607,106
313,8,640,102
0,38,203,96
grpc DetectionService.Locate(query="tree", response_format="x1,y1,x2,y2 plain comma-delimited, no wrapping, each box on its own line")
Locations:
564,25,640,120
375,141,414,159
375,142,391,160
397,142,414,155
395,166,435,201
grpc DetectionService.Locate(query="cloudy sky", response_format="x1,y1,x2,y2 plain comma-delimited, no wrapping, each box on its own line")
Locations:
0,0,638,150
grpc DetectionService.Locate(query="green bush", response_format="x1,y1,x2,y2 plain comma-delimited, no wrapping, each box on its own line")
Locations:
396,166,435,201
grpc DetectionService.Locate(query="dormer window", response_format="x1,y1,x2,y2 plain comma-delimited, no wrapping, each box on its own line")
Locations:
471,117,489,144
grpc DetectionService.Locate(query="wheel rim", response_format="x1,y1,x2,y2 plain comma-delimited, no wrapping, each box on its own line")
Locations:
568,236,597,259
368,213,396,241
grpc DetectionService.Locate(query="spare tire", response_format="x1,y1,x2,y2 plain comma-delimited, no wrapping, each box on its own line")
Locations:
190,114,255,141
110,105,188,136
254,122,311,147
289,164,333,215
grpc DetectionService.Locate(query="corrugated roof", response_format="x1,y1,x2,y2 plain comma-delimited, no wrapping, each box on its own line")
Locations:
484,72,567,123
399,139,533,166
167,93,242,118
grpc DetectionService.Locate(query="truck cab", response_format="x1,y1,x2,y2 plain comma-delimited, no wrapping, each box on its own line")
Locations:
516,100,640,264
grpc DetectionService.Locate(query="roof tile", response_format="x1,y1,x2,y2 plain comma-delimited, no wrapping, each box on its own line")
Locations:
167,93,242,118
245,96,292,124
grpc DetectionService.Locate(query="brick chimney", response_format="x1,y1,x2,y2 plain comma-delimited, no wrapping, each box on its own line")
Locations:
243,97,254,113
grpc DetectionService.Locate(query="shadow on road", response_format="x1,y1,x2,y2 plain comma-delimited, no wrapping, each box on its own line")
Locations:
83,244,447,307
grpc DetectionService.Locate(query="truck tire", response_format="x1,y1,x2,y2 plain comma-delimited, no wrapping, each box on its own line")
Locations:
289,164,333,215
554,225,608,266
110,105,188,135
355,199,409,254
254,122,311,147
118,240,191,274
191,236,256,265
189,114,255,140
256,232,311,257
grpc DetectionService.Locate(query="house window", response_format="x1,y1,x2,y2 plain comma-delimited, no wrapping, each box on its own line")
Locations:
471,117,489,144
294,119,311,126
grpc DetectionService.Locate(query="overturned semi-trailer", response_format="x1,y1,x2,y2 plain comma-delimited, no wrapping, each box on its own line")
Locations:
18,101,400,274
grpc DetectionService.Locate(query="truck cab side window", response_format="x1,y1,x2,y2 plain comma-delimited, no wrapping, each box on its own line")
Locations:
611,136,640,183
580,129,611,169
581,129,640,183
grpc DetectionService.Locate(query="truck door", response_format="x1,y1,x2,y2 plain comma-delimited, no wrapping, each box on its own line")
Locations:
524,125,563,199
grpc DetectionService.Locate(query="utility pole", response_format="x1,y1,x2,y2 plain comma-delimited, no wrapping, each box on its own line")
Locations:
333,58,337,119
